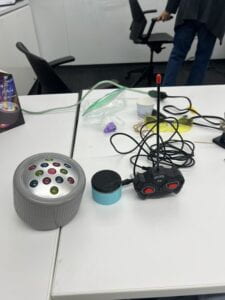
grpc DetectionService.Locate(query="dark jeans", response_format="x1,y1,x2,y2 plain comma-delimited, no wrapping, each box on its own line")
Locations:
163,20,217,86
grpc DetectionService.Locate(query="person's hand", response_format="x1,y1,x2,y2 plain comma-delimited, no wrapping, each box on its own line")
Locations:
157,10,172,22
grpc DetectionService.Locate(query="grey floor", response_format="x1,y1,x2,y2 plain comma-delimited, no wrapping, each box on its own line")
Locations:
55,59,225,93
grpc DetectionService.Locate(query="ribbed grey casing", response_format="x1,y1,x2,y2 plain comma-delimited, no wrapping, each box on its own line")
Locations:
13,153,86,231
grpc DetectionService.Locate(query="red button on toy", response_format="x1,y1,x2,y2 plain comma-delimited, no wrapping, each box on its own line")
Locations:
43,177,51,185
143,187,155,194
28,165,36,171
67,177,75,184
48,168,56,175
167,182,178,190
53,162,60,167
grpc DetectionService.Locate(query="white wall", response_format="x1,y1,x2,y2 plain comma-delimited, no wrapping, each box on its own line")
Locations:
0,4,40,95
30,0,225,65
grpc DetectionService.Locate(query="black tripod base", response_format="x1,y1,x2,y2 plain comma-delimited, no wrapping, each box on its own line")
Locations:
213,133,225,149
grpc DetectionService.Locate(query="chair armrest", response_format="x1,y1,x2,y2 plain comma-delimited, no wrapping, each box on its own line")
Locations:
143,9,157,15
49,56,75,68
145,18,157,39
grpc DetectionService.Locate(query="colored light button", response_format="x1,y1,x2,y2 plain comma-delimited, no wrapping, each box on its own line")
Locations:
41,163,49,168
28,165,36,171
50,186,59,195
60,168,68,175
48,168,56,175
30,180,38,188
143,187,155,194
55,176,64,183
67,177,75,184
64,163,71,168
35,170,44,176
45,158,53,161
166,182,178,190
43,177,51,185
53,162,60,167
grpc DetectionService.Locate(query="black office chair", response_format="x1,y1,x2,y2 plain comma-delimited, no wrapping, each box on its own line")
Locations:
16,42,76,94
127,0,173,86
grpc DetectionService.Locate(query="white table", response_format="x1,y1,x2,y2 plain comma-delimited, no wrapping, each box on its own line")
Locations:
73,85,225,159
0,0,29,16
52,85,225,300
0,93,78,300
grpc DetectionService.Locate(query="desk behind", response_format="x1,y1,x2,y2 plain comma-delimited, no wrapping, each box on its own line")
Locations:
74,85,225,159
0,93,78,300
53,144,225,300
52,86,225,300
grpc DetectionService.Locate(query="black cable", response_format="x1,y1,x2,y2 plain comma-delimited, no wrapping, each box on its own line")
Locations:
110,117,195,177
190,115,225,130
122,178,134,186
110,92,223,176
164,95,192,115
163,95,225,130
142,117,195,169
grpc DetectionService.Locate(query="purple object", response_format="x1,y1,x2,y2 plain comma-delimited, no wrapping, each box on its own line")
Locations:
104,122,117,133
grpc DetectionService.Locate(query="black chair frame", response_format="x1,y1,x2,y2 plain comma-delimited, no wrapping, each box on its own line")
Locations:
16,42,75,94
127,0,173,86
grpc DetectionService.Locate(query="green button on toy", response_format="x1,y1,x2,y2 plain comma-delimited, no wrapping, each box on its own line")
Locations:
60,168,68,175
50,186,59,195
35,170,44,176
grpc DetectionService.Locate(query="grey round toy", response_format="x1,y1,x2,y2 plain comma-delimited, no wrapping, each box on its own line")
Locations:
13,152,86,230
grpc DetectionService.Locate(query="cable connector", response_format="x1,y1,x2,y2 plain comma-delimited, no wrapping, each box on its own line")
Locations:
148,90,168,100
178,116,193,126
121,178,133,186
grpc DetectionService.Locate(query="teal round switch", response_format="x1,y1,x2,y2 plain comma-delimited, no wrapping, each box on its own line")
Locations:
91,170,122,205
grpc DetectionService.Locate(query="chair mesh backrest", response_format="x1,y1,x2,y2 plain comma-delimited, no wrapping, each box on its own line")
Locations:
16,42,70,94
129,0,147,41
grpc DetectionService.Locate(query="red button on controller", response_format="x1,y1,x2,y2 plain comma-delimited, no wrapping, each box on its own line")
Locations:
167,182,178,190
143,187,155,194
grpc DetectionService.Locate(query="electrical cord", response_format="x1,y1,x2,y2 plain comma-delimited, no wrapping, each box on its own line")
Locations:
22,80,225,134
22,103,77,115
121,178,134,186
22,80,149,115
161,94,225,130
190,115,225,130
110,116,195,177
163,95,192,115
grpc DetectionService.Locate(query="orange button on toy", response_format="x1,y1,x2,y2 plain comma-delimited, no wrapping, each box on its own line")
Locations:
143,187,155,194
167,182,178,190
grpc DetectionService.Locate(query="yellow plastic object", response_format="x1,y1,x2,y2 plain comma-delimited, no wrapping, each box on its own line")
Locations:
133,116,193,133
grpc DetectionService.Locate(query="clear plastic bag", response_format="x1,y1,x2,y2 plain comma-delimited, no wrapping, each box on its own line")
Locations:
81,89,126,130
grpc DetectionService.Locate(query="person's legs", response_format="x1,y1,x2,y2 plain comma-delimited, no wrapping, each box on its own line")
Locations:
163,21,196,86
186,23,216,85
